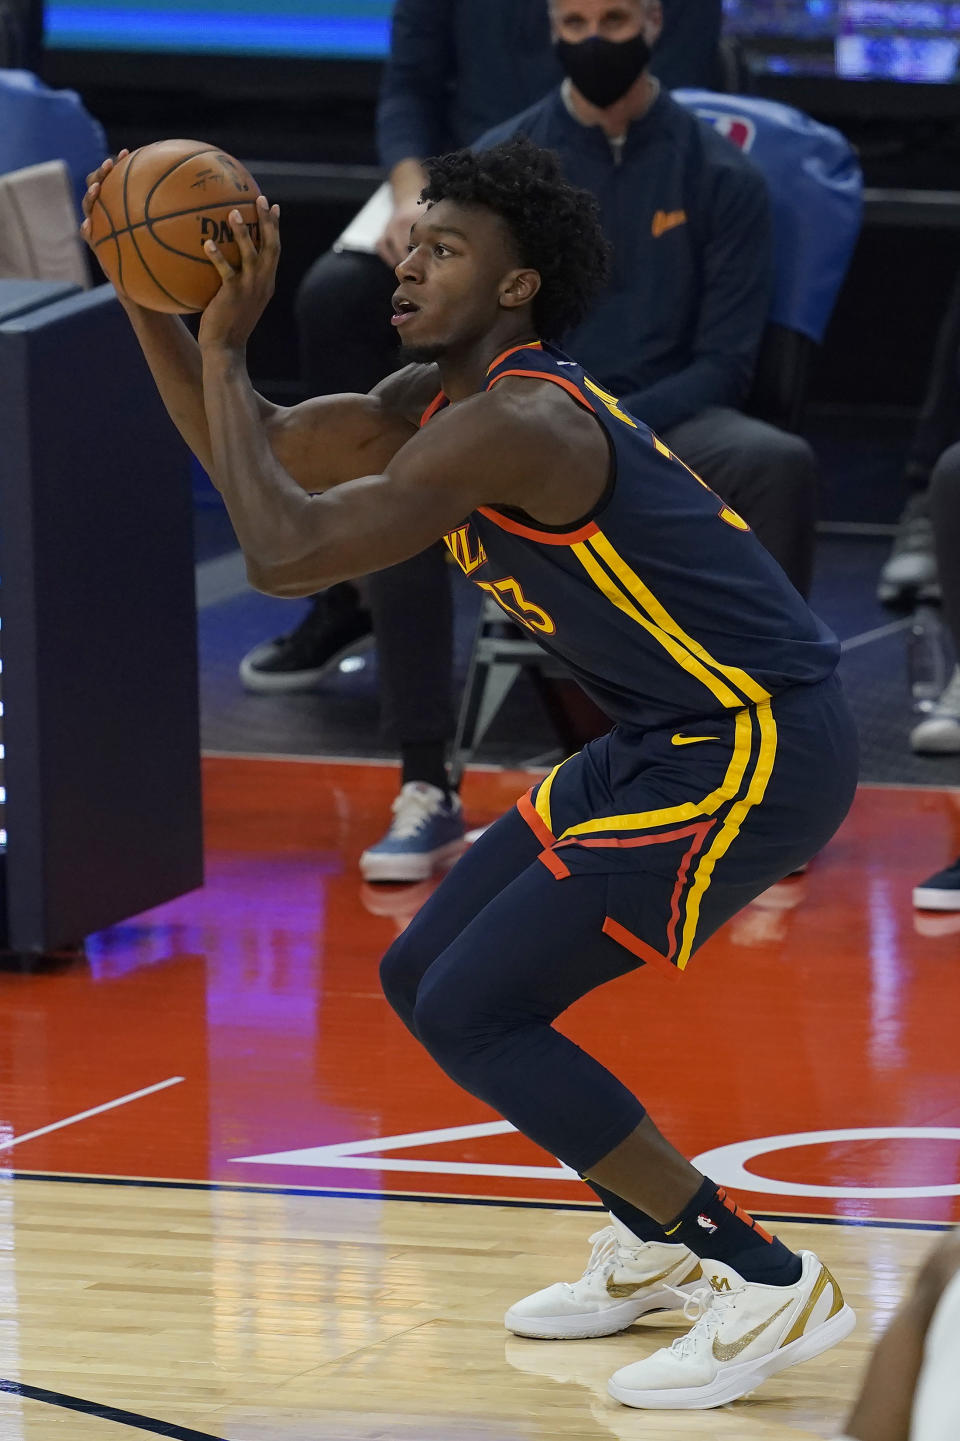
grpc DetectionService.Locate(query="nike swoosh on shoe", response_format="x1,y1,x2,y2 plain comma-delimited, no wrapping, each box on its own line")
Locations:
711,1298,793,1361
606,1263,682,1298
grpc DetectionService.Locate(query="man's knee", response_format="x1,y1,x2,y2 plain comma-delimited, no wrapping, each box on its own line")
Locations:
411,976,496,1079
294,249,388,336
743,426,818,500
930,441,960,510
379,933,422,1021
411,983,462,1063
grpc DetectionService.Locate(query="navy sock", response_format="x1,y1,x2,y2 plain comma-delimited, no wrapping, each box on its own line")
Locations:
584,1181,669,1243
400,741,450,797
664,1178,802,1286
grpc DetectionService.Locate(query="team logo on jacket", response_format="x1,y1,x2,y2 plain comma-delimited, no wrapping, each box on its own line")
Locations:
652,208,688,238
697,1213,719,1234
693,107,757,154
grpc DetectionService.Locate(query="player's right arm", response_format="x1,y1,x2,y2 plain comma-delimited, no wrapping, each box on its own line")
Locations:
80,155,427,488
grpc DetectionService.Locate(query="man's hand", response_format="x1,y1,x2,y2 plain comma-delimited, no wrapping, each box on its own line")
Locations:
79,149,130,274
376,157,429,268
376,195,425,268
198,193,281,353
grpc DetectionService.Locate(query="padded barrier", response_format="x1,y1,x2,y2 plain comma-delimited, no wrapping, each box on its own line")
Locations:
0,282,203,954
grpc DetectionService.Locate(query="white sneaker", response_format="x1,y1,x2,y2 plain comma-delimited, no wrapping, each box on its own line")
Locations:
877,492,939,605
911,666,960,754
607,1250,855,1409
504,1217,703,1340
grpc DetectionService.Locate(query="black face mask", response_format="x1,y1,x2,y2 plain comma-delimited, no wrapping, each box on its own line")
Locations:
554,32,652,110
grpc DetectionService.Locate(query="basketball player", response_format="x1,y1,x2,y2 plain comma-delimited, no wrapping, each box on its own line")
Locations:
82,137,858,1410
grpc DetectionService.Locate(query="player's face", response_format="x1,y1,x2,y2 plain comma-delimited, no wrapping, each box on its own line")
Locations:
391,200,533,362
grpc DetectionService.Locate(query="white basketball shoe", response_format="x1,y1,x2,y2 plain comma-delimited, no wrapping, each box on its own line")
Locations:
504,1216,704,1340
607,1249,855,1409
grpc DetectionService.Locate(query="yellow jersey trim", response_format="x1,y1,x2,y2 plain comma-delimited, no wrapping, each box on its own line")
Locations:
560,707,753,840
534,756,569,834
676,699,778,968
587,532,770,706
572,541,746,710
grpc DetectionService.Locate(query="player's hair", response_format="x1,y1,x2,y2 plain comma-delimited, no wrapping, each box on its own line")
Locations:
420,137,611,340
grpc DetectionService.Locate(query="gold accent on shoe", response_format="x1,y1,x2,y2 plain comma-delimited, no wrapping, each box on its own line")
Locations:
711,1299,793,1361
606,1262,682,1299
781,1264,844,1347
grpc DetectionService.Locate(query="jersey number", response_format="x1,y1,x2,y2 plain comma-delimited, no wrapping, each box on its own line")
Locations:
587,378,750,534
652,436,751,532
583,376,637,430
478,577,557,636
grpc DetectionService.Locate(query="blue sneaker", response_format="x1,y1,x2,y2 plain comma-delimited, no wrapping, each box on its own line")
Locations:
360,782,466,883
914,855,960,911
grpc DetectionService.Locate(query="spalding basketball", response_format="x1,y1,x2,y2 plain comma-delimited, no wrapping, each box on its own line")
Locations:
88,139,261,313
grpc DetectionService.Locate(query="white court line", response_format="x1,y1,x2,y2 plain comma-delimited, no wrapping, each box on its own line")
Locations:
0,1076,185,1154
840,616,913,653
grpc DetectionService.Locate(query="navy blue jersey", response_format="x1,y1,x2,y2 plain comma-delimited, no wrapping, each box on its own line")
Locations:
427,341,839,731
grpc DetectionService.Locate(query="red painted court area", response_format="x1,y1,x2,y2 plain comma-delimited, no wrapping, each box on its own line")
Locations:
2,757,959,1227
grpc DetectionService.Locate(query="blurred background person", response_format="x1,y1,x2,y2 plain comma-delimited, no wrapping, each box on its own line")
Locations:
837,1230,960,1441
911,440,960,911
876,270,960,611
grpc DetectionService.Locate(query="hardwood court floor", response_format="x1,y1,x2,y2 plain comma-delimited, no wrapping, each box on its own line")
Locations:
0,1182,936,1441
2,757,960,1439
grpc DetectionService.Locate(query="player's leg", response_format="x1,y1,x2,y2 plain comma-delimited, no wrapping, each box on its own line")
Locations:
664,406,818,598
406,858,791,1263
397,811,853,1404
379,802,543,1034
379,802,669,1256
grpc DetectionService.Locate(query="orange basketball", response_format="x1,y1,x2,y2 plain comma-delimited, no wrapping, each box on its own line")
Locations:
89,139,261,313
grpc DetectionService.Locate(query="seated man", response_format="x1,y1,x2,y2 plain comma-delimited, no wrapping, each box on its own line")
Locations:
479,0,817,598
909,442,960,763
910,439,960,914
876,267,960,611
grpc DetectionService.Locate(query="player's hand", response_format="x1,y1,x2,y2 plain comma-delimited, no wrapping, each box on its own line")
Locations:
376,197,423,269
198,193,280,353
79,149,130,251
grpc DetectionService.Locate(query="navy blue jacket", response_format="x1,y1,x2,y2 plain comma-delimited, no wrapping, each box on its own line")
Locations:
376,0,722,172
478,89,772,433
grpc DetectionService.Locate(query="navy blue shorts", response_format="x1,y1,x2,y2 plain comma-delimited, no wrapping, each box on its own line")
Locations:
514,673,858,975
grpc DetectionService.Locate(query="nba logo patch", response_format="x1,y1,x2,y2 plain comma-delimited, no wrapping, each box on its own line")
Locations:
697,1213,719,1234
694,108,757,154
